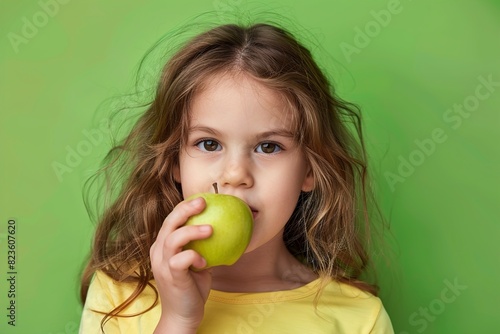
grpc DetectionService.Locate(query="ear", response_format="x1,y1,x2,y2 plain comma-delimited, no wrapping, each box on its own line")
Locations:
301,167,314,192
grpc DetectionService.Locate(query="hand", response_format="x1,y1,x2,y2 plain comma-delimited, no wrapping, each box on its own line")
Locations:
150,197,213,333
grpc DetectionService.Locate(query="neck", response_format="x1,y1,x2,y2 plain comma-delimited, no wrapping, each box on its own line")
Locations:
210,231,317,292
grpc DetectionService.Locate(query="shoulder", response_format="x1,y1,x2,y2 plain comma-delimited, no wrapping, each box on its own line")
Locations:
319,279,383,311
80,271,161,333
85,270,158,311
317,279,394,333
89,270,134,298
320,279,378,301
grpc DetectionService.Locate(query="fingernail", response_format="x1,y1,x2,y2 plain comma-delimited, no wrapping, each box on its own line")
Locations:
189,197,202,206
191,257,207,271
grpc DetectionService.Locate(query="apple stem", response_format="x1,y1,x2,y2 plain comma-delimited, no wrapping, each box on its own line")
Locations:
212,183,218,194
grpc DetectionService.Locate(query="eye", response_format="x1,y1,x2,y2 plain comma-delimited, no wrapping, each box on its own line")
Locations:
256,142,282,154
196,139,222,152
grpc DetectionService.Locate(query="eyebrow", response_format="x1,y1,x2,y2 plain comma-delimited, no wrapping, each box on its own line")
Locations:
189,126,218,134
188,126,295,139
256,129,295,140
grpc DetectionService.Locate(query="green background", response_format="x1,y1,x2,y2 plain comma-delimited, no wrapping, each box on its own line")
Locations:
1,0,498,333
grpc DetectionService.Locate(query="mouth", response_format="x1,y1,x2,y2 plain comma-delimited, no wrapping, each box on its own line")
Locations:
249,206,258,220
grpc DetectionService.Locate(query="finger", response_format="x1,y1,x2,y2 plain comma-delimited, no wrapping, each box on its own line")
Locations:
191,268,213,301
154,197,206,247
169,249,207,280
151,224,212,276
164,224,213,256
150,241,161,269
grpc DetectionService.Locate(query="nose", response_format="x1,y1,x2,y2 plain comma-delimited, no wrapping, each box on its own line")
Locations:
219,153,254,189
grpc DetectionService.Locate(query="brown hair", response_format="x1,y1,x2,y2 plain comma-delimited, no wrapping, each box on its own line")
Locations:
81,21,382,329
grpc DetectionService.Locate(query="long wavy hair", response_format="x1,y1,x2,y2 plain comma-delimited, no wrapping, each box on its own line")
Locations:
80,21,383,329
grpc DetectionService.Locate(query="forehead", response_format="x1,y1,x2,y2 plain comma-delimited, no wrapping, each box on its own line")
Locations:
188,72,297,131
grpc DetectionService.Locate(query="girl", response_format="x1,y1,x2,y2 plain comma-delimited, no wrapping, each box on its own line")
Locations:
79,21,394,333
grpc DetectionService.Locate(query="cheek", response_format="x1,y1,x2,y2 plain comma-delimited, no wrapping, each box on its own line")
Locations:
245,187,300,252
261,174,302,221
259,164,304,203
178,155,217,197
177,154,197,196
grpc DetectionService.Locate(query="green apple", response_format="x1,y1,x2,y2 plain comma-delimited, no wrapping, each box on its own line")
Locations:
183,185,254,269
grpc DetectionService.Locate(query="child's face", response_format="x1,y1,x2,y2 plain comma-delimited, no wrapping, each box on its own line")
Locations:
174,72,314,253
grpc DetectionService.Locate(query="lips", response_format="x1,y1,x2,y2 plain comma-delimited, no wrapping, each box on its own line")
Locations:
249,206,258,220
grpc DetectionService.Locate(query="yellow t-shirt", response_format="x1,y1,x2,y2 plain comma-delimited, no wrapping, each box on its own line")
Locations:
79,270,394,333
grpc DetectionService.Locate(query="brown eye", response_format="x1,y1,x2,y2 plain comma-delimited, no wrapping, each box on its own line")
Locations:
196,140,221,152
257,142,281,154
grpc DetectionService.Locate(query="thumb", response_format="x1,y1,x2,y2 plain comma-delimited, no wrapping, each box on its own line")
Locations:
192,268,213,302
